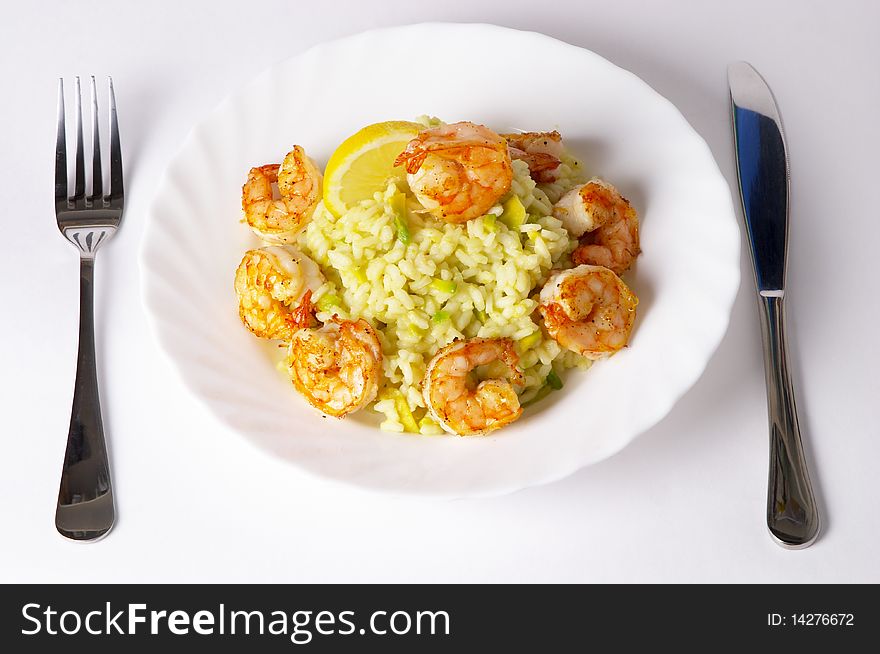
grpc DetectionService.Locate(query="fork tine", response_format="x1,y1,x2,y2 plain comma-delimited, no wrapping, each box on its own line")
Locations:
89,76,103,202
107,77,123,205
55,79,68,206
72,77,86,205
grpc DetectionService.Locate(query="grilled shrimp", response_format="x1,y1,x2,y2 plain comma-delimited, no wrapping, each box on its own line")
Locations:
555,178,640,274
242,145,322,243
539,264,638,360
234,246,325,340
501,130,564,183
394,121,513,223
422,338,525,436
287,295,383,417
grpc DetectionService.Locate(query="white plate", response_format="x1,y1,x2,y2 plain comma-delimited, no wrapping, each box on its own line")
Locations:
142,23,740,498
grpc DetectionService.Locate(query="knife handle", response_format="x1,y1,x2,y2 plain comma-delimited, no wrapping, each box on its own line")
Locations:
757,293,820,548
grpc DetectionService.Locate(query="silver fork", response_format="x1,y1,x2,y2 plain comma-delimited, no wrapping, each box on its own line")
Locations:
54,76,123,541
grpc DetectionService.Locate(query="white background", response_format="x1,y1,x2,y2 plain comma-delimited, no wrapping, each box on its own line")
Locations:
1,0,878,583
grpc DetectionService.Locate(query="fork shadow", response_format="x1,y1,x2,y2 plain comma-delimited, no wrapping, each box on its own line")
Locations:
111,73,166,186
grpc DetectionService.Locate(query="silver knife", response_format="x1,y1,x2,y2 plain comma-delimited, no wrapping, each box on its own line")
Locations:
728,61,820,549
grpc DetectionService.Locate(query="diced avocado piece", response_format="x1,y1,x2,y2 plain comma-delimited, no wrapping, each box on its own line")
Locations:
498,195,527,230
517,331,542,351
316,293,342,312
378,387,418,433
351,267,367,283
394,394,418,433
430,278,457,294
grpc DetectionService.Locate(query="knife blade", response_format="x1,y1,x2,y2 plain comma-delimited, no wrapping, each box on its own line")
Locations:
729,63,789,292
729,62,820,549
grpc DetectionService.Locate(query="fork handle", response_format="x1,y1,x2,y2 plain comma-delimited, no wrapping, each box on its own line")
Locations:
55,256,115,541
758,294,819,548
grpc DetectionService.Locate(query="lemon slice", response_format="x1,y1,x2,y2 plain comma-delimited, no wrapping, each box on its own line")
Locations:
323,121,423,218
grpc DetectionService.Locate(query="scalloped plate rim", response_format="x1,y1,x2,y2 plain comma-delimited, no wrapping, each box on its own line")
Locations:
140,22,741,498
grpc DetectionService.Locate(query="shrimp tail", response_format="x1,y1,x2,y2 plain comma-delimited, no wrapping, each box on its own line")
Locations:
394,145,427,174
508,146,561,180
289,289,315,330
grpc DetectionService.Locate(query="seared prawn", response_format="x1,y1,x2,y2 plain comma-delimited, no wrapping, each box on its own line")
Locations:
539,264,638,360
242,145,322,243
394,122,513,223
422,337,524,436
287,293,383,418
555,178,640,275
234,246,325,340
